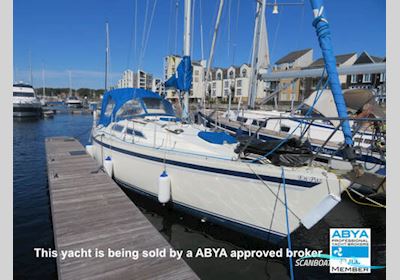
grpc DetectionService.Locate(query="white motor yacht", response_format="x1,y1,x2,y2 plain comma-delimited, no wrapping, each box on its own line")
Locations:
65,96,83,108
13,83,42,118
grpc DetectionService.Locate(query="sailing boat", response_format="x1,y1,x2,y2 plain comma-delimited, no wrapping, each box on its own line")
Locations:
65,71,83,108
198,1,385,174
87,0,351,242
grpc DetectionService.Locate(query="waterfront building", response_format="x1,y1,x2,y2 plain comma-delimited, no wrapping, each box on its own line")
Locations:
152,78,164,95
269,48,313,103
117,69,153,91
346,52,386,104
303,53,357,98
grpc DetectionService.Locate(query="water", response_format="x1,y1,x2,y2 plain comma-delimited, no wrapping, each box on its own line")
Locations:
14,111,386,279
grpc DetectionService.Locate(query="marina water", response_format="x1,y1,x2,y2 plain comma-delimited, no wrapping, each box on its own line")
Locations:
13,108,385,279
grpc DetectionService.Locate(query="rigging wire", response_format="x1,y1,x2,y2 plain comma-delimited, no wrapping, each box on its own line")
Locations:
138,0,150,70
295,2,306,51
281,168,295,280
246,164,301,222
250,70,329,163
232,0,240,65
227,0,232,59
140,0,158,68
174,0,179,54
134,0,138,70
166,0,174,54
270,5,283,63
127,0,138,69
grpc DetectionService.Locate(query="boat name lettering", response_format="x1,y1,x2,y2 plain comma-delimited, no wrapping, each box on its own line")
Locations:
298,175,322,184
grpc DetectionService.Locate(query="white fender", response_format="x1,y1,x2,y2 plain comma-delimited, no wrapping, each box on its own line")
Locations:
103,156,113,177
158,171,171,203
85,145,95,158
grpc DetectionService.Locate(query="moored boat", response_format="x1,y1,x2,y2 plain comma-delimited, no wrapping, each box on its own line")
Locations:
89,88,351,241
13,83,42,118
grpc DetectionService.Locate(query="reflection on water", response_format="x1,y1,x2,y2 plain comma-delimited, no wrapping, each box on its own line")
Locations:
13,110,385,280
13,111,92,280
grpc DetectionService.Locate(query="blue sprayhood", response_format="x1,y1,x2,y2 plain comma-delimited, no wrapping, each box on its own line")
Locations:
98,88,175,127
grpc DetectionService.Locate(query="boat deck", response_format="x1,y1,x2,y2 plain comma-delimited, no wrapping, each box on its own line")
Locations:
45,136,198,280
204,110,342,149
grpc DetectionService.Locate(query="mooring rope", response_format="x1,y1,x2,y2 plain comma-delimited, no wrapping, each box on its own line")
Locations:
281,167,295,280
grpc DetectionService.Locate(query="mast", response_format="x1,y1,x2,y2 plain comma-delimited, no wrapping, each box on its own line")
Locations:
203,0,224,109
309,0,353,147
42,63,46,97
29,50,33,86
182,0,192,120
248,0,267,109
105,21,110,92
68,71,72,97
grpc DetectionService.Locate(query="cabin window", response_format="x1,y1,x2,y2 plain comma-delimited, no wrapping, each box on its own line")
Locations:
280,125,290,133
224,89,229,96
13,92,34,97
241,68,247,77
237,88,242,95
224,81,229,88
126,128,145,138
142,98,175,115
237,80,242,87
116,99,144,119
363,74,371,83
229,71,234,79
350,75,357,83
112,124,124,132
104,98,115,117
217,72,222,80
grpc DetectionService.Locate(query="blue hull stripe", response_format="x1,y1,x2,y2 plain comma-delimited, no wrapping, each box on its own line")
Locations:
92,137,318,188
116,177,286,243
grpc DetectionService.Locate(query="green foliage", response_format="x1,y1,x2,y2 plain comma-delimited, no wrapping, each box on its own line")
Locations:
35,87,105,100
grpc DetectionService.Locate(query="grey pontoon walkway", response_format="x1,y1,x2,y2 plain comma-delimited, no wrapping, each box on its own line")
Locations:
45,136,198,280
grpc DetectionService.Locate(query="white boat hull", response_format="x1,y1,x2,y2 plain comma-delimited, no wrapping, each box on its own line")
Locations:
92,135,348,241
13,103,42,118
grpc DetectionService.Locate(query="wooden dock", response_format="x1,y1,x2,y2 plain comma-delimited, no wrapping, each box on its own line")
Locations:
45,137,198,280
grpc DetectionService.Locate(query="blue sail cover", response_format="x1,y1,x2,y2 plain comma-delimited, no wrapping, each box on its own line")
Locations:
310,0,353,146
165,56,193,91
98,88,175,127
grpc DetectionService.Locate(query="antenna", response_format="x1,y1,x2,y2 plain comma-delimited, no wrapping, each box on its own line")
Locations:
68,71,72,96
42,62,46,97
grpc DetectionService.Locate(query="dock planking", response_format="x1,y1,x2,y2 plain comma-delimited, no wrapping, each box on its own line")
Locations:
45,137,198,280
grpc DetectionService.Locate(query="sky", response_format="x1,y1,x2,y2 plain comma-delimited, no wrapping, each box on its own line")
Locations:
13,0,386,89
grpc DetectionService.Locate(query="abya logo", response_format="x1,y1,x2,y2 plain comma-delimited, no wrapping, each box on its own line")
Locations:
330,228,375,273
295,228,385,272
